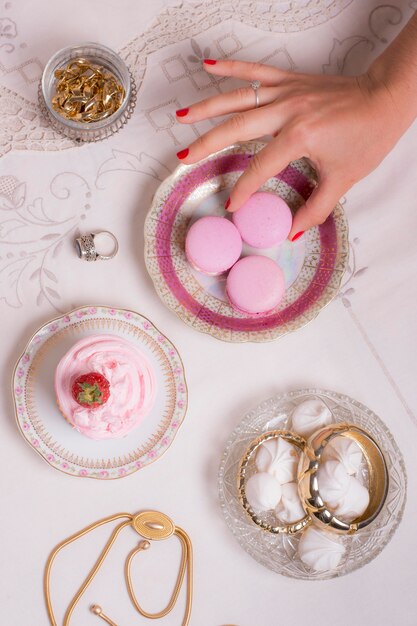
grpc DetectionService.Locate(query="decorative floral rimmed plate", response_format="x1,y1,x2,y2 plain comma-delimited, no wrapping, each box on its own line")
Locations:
218,389,407,580
145,141,349,343
12,306,187,479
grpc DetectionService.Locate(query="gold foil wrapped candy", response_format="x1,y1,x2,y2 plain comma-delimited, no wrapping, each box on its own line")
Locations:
51,57,125,123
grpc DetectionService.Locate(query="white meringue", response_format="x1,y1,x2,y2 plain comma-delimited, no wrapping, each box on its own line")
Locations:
298,526,345,572
317,460,350,509
322,436,364,475
255,437,299,484
275,482,306,523
334,475,370,522
291,399,332,438
245,472,282,513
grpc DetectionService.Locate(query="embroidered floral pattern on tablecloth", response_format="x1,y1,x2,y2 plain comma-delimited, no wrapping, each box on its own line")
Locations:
0,173,90,309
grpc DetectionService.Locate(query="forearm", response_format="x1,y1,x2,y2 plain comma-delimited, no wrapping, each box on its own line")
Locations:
368,12,417,125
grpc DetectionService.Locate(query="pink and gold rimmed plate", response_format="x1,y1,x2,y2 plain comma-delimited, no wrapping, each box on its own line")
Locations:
145,141,349,342
12,305,187,479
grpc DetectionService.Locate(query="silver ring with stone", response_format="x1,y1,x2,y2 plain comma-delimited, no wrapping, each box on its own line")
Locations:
74,231,119,261
250,80,261,108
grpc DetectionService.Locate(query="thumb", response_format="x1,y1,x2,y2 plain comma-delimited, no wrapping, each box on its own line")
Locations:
288,178,343,241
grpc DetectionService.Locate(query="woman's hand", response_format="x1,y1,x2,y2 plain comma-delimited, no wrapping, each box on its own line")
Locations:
175,58,407,240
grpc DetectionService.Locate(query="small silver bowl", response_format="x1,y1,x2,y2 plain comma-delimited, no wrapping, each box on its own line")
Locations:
39,42,136,142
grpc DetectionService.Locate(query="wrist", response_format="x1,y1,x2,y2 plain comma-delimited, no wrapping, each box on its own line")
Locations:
364,13,417,127
363,58,417,128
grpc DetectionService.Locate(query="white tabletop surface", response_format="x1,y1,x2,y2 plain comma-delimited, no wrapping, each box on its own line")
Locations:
1,1,416,624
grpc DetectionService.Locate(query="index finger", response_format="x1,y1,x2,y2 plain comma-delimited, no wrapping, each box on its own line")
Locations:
226,134,302,212
203,59,285,86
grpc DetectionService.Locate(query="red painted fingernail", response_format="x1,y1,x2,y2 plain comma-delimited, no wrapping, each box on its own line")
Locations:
176,107,189,117
176,148,189,160
204,59,217,65
225,198,231,210
291,231,304,242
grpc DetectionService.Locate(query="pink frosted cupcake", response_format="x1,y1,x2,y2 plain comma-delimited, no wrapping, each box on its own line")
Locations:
55,334,156,440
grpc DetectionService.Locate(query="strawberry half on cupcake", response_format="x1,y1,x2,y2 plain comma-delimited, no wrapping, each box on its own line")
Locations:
71,372,110,409
55,335,156,439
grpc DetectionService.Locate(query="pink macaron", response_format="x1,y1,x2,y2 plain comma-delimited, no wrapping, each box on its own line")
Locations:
185,216,242,275
226,255,286,315
232,192,293,248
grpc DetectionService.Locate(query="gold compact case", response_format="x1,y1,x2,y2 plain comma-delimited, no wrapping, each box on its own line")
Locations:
238,430,311,535
298,423,389,534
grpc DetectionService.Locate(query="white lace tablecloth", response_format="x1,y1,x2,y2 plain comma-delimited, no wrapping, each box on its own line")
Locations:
1,1,416,624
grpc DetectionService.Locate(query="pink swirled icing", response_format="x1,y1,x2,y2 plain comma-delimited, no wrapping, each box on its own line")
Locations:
54,334,156,440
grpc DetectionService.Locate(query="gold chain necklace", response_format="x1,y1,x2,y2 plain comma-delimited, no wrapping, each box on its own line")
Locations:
44,510,193,626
